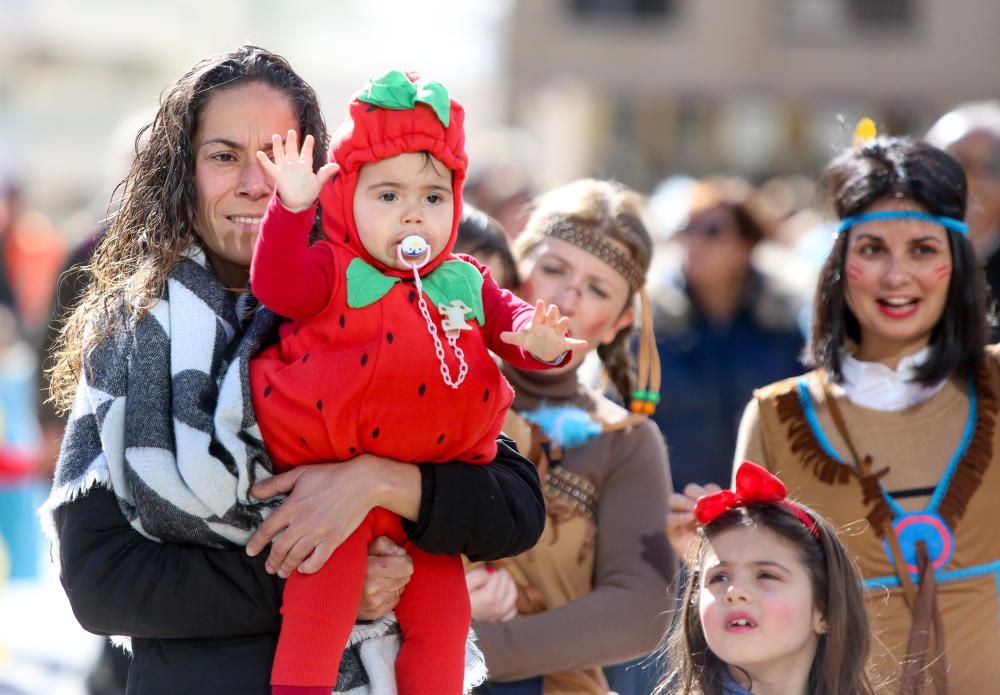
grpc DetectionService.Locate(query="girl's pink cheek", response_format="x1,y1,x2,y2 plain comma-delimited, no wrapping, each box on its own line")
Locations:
845,263,864,281
699,598,721,638
762,599,798,630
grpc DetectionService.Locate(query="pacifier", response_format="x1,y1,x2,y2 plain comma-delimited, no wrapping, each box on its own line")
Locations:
397,235,430,268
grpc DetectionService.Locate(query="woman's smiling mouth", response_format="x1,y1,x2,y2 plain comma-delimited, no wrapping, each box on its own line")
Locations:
876,296,921,318
229,215,262,232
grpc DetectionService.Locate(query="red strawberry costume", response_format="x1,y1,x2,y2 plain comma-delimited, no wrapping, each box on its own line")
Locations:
249,72,561,694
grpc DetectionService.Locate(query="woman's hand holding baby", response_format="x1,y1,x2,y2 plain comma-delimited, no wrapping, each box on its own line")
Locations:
499,300,588,363
257,129,339,213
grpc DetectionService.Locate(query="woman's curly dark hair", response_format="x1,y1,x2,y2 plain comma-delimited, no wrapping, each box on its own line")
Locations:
49,45,328,413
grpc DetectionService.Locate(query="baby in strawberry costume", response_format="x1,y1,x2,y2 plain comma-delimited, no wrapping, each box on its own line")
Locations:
249,71,583,695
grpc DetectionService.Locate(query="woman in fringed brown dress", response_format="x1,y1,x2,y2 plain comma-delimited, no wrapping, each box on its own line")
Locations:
468,179,677,695
671,135,1000,694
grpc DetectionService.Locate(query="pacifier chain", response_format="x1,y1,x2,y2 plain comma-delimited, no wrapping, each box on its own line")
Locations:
398,236,468,389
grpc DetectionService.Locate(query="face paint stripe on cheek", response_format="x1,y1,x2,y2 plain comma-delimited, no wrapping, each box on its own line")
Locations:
845,263,863,281
933,265,952,281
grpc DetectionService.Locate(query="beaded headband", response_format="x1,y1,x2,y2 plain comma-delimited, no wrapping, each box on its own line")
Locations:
538,215,660,415
542,218,646,292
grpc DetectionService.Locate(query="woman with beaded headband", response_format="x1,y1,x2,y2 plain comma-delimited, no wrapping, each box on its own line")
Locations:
669,127,1000,693
466,178,676,695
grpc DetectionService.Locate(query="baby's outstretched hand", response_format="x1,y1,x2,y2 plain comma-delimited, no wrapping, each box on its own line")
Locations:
256,130,339,213
500,300,588,363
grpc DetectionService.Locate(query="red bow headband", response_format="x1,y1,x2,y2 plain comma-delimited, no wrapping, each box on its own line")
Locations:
694,461,819,539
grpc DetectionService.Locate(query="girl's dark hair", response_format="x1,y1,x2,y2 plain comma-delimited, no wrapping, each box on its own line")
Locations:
454,204,519,289
514,179,653,401
50,44,328,412
657,504,876,695
806,137,988,385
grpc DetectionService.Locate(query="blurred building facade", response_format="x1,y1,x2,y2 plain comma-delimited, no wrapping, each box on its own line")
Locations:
506,0,1000,191
0,0,509,235
3,0,999,227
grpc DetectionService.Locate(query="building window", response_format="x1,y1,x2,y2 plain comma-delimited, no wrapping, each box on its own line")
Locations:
843,0,914,29
569,0,675,20
776,0,916,41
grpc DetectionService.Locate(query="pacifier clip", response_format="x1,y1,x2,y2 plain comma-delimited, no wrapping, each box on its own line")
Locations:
398,235,469,389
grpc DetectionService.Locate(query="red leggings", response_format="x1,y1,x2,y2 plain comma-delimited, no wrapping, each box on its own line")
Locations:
271,507,471,694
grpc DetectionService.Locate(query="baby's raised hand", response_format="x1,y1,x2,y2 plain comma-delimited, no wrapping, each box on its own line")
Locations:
500,300,588,363
256,130,339,213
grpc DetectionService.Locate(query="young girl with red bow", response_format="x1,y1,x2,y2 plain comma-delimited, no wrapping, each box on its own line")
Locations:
658,461,877,695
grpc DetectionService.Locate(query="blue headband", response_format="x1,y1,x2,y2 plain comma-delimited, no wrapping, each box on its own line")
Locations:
837,210,968,236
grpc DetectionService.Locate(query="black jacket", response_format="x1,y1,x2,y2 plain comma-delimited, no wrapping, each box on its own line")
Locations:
55,436,543,695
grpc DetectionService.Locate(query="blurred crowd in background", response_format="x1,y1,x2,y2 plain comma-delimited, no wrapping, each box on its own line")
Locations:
2,1,1000,693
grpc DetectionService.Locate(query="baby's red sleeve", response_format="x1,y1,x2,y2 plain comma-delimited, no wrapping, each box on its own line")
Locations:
250,195,337,320
460,254,570,370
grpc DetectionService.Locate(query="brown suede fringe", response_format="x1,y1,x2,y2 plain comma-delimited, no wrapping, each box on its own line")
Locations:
773,366,997,538
938,365,997,529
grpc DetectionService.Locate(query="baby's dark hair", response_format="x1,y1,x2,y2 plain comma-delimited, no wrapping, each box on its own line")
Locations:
657,503,876,695
454,204,519,289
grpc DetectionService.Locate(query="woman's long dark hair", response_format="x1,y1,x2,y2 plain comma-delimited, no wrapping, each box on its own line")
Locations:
657,504,877,695
50,45,328,413
806,137,988,385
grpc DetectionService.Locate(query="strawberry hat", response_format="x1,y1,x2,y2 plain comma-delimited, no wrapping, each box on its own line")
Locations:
319,70,468,278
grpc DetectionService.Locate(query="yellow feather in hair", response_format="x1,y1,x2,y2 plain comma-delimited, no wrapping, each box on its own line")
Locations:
853,117,877,151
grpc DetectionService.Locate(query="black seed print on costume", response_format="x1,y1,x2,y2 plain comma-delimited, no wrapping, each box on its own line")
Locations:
408,290,416,303
437,433,445,444
483,389,489,402
264,385,272,398
418,383,426,396
339,314,345,328
299,436,307,446
345,233,350,243
471,454,484,461
361,354,368,367
372,427,380,439
302,353,310,363
387,332,394,344
349,446,356,454
317,400,323,411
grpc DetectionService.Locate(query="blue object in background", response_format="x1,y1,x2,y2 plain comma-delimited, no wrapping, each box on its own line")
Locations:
0,341,44,580
0,480,46,579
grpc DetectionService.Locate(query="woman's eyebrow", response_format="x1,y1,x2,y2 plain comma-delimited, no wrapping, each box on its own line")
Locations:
852,232,884,244
198,137,243,150
909,235,946,244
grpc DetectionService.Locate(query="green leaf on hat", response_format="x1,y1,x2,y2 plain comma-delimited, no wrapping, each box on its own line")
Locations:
356,70,451,128
357,70,417,111
346,257,400,308
414,78,450,127
421,261,485,326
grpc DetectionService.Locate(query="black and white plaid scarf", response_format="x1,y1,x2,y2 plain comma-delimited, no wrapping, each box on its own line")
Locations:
41,250,485,694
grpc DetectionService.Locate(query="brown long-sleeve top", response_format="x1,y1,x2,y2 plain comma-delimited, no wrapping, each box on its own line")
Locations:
473,365,676,693
734,348,1000,693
